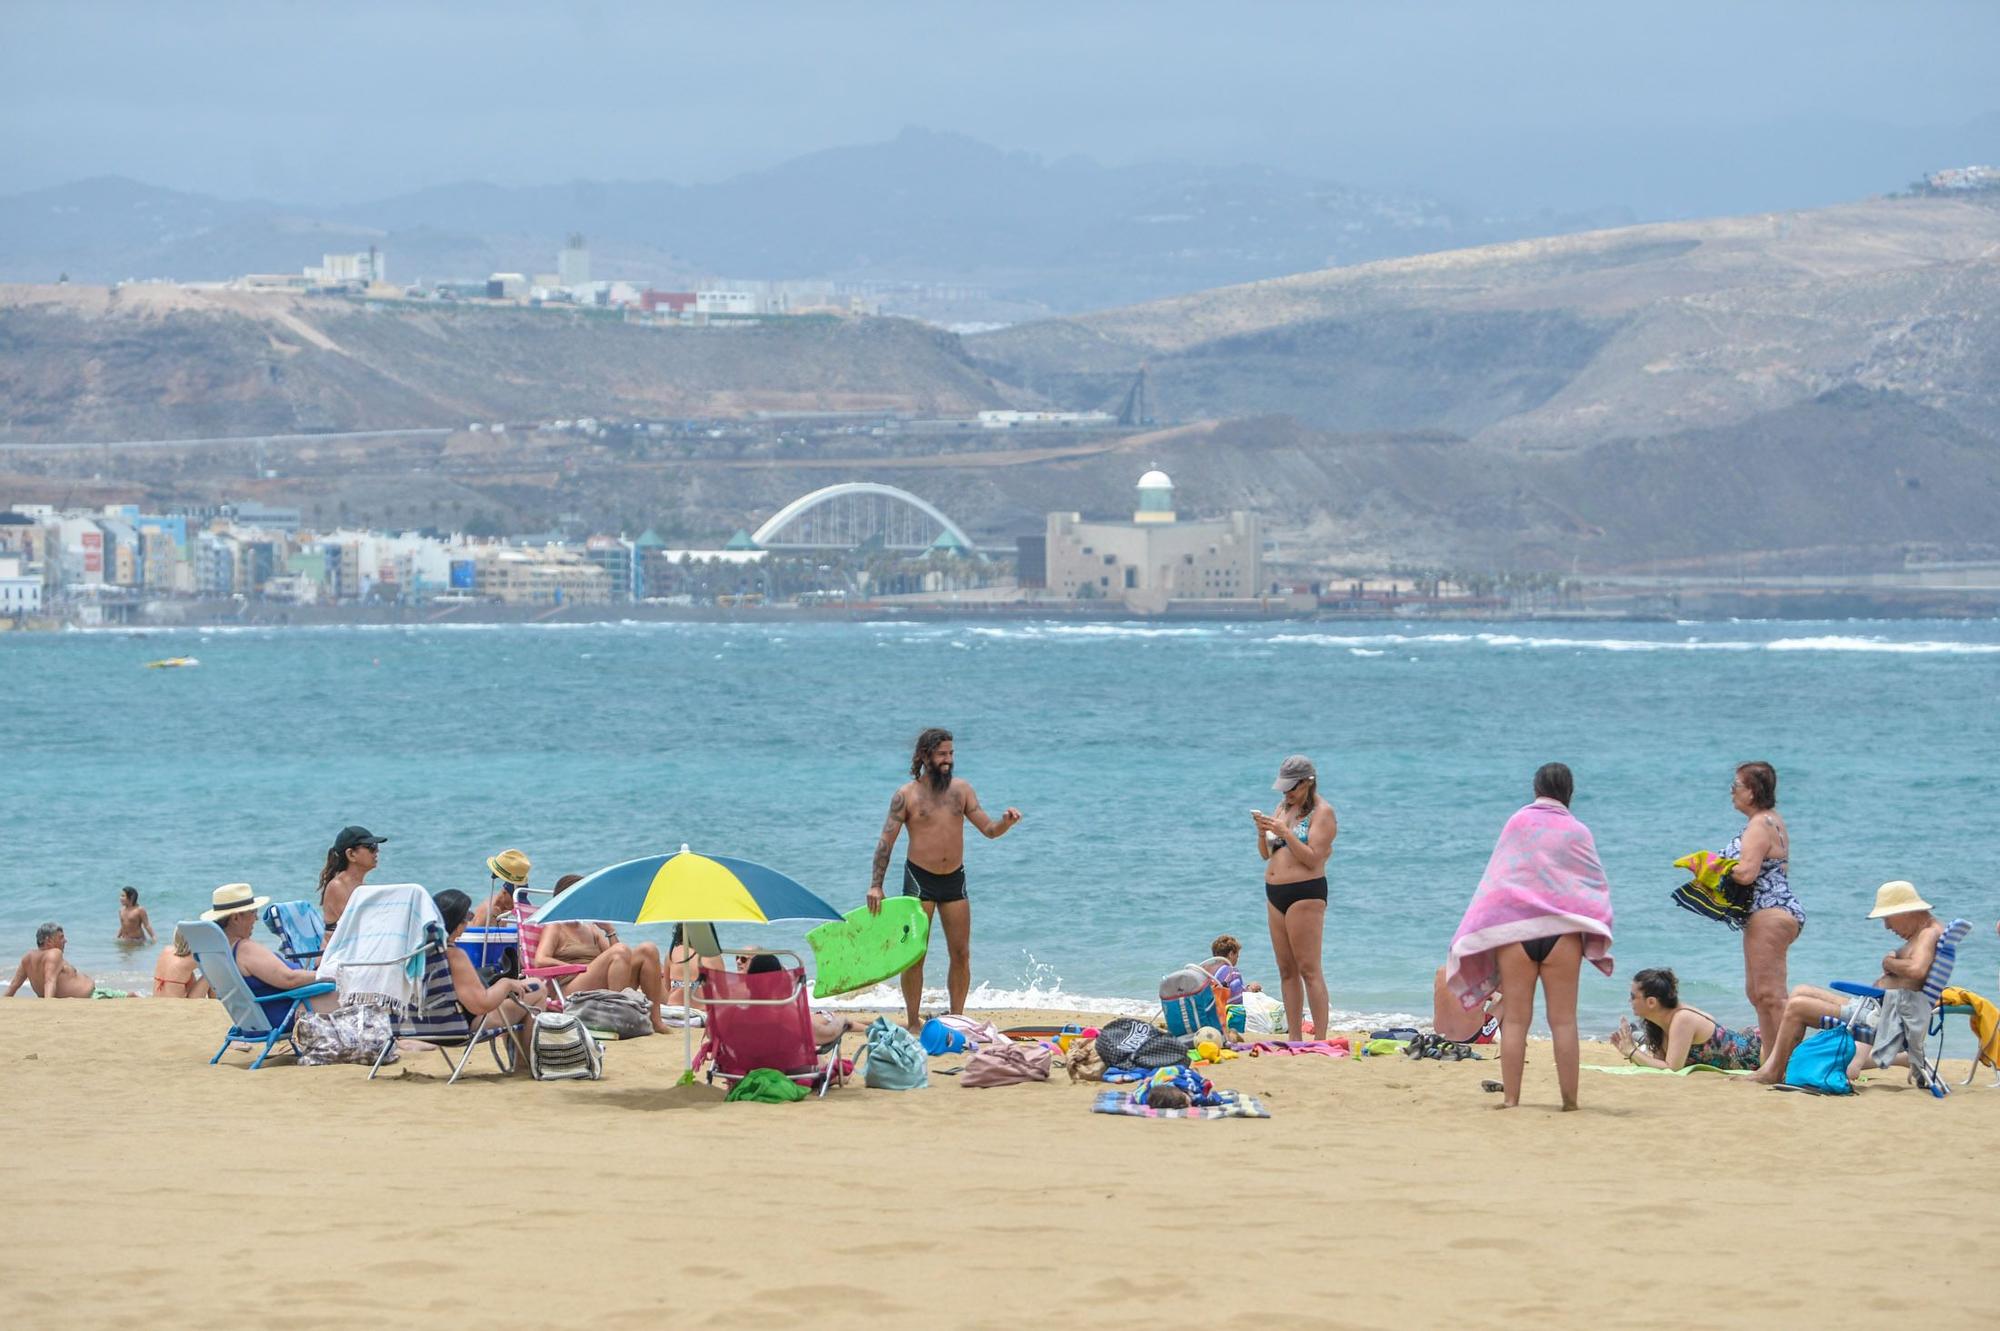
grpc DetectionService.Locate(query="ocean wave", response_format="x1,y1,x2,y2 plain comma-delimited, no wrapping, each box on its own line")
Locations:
1268,630,2000,655
1764,635,2000,654
969,624,1224,640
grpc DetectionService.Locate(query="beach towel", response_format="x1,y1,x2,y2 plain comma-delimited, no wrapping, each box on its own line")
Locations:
1939,987,2000,1068
1670,851,1750,928
1445,800,1614,1010
1090,1089,1270,1120
264,900,327,966
1583,1063,1754,1077
1235,1039,1349,1057
318,884,444,1010
726,1067,810,1103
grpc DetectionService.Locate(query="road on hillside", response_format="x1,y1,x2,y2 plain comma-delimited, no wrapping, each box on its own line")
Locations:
0,428,455,452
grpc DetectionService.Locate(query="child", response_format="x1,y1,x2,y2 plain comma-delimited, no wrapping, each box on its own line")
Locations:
1202,934,1263,998
115,887,155,944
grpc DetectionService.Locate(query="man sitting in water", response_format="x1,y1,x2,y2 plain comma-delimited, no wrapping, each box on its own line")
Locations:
1750,880,1944,1084
6,923,100,998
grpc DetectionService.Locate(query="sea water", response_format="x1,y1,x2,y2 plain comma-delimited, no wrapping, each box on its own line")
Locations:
4,619,1996,1029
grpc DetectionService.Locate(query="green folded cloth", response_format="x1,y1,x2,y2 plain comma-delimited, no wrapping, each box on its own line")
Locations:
91,987,132,999
725,1067,809,1103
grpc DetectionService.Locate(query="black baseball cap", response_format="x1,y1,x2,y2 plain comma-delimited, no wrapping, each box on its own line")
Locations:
333,825,388,853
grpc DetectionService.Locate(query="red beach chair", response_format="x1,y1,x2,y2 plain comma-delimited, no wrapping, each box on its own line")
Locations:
696,950,846,1098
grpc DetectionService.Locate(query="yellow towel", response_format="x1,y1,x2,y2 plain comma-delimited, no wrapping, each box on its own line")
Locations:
1939,986,2000,1068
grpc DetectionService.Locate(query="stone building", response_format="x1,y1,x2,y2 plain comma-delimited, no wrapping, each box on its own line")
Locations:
1045,471,1261,612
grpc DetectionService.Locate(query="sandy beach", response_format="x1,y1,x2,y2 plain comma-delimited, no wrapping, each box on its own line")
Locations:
2,1001,1994,1330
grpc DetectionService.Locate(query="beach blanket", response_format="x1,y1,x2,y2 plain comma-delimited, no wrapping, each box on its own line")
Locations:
1235,1039,1349,1057
1445,800,1614,1010
318,884,444,1010
1091,1089,1270,1120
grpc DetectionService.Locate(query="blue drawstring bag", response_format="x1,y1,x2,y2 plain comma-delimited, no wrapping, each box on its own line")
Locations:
919,1017,970,1056
1784,1025,1856,1095
863,1017,930,1091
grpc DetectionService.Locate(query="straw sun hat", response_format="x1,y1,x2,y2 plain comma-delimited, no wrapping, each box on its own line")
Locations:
1866,880,1933,919
487,848,531,886
200,883,271,921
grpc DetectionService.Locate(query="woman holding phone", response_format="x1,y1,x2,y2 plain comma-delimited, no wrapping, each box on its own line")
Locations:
1252,754,1337,1043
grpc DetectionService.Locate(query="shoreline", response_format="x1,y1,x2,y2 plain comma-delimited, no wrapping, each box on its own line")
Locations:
3,1000,1992,1329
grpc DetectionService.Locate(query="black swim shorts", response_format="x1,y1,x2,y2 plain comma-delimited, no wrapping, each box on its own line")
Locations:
902,861,967,905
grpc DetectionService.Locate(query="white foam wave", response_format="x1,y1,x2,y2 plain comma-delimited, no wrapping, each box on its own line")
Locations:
1348,647,1386,657
969,624,1223,640
1764,635,2000,654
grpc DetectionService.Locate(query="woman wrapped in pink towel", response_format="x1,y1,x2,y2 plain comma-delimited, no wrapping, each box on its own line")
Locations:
1445,763,1614,1110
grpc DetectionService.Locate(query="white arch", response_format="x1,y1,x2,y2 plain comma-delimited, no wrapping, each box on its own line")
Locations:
751,481,980,553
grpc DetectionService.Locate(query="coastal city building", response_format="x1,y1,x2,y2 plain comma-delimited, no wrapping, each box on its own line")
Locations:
0,554,41,615
306,247,387,287
1043,471,1262,612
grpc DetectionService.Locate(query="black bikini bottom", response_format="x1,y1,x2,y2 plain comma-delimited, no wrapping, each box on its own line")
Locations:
1266,877,1328,914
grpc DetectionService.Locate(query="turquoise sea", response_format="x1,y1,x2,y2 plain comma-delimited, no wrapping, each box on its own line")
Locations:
5,619,1997,1028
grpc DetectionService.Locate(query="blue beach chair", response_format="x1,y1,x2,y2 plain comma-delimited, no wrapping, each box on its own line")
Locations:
263,899,327,968
1823,918,1972,1096
180,918,336,1069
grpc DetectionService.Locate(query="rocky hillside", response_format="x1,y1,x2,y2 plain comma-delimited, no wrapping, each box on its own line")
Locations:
0,284,1013,441
969,196,2000,451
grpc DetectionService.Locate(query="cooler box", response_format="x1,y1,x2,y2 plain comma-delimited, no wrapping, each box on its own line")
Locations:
455,925,519,977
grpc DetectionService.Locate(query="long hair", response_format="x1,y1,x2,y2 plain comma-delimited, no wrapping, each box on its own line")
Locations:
1632,967,1679,1056
120,886,139,906
1281,776,1317,817
1533,762,1574,806
911,727,953,788
317,845,349,900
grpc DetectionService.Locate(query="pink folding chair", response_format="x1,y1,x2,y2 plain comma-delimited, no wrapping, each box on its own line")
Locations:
695,950,847,1098
512,889,587,1013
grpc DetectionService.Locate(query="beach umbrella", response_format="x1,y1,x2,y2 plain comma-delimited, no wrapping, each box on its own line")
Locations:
537,844,841,929
536,844,842,1071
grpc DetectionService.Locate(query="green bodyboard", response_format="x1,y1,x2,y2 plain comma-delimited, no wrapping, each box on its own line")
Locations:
807,897,930,999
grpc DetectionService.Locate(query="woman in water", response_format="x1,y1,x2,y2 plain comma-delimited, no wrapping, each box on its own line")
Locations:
317,825,385,934
115,887,154,945
1445,763,1615,1110
1725,762,1800,1064
1251,754,1336,1044
1608,967,1761,1071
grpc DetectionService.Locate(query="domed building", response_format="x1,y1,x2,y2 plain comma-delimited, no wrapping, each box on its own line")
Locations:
1042,470,1261,612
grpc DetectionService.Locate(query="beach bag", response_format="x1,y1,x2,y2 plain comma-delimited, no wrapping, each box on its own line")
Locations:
937,1013,1008,1047
527,1011,604,1081
1240,990,1285,1034
863,1017,929,1090
295,997,394,1066
961,1040,1053,1087
1783,1026,1855,1095
563,988,654,1040
1095,1017,1191,1071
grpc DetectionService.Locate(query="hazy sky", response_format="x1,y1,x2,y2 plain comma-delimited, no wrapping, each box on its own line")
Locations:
5,1,1997,216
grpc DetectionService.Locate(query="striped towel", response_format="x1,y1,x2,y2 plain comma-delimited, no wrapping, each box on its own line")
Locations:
1091,1090,1270,1120
393,953,472,1042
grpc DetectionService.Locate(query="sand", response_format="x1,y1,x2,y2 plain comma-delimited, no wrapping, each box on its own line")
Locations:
2,1001,1994,1331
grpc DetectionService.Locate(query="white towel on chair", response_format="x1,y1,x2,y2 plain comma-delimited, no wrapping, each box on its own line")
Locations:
318,884,445,1010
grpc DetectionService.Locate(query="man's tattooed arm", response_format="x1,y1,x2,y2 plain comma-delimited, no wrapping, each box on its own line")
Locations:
870,788,908,893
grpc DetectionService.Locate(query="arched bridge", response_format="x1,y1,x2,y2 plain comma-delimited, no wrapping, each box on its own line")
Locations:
751,482,982,556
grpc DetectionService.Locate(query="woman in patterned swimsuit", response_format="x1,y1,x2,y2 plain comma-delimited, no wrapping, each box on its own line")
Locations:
1609,967,1763,1071
1725,761,1800,1064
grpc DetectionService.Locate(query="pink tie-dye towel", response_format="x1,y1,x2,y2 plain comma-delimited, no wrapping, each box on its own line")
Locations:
1446,800,1614,1009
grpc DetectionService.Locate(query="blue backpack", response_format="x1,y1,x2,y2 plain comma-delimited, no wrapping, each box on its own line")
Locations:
1783,1025,1856,1095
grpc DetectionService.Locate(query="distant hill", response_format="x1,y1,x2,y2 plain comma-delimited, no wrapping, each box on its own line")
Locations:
0,130,1628,314
0,285,1010,441
967,194,2000,450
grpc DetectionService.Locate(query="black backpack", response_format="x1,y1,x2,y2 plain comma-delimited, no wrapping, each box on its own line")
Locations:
1095,1017,1191,1071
